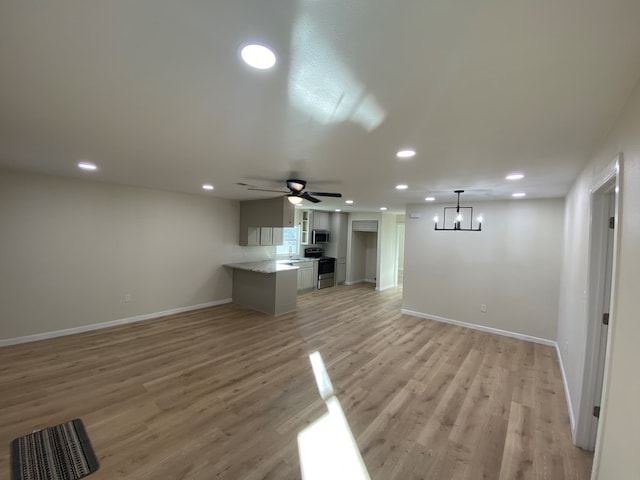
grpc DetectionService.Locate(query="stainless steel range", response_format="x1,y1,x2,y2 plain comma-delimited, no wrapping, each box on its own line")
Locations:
304,247,336,289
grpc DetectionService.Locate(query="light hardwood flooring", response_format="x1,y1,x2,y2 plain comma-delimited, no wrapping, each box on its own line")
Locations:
0,284,592,479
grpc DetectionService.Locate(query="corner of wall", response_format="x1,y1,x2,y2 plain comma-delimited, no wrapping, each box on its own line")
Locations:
555,342,577,440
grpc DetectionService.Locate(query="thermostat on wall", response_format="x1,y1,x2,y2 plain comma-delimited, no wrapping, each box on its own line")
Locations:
409,212,421,219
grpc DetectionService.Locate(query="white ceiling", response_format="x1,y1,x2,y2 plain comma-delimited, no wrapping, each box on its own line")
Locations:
1,1,640,213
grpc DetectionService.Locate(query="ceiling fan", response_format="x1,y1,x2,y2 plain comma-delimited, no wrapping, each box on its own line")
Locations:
248,179,342,204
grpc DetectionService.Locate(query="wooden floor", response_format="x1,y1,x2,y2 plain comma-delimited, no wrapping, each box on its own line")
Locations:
0,284,592,479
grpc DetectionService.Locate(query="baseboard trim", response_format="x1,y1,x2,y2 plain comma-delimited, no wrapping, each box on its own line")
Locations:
376,284,396,292
345,280,365,285
400,309,557,347
0,298,232,347
555,343,576,439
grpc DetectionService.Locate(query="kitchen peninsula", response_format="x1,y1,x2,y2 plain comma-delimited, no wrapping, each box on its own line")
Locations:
224,261,298,316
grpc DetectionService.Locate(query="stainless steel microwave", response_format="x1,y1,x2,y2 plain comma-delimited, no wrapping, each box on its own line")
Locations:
312,229,330,244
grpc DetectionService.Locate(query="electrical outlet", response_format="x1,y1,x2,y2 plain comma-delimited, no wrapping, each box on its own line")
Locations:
480,304,487,313
564,341,569,356
124,294,132,303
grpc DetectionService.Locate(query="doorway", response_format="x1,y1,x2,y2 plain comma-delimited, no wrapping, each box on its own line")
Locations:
350,230,378,286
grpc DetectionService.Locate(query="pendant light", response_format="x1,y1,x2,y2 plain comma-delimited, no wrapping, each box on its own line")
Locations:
433,190,482,231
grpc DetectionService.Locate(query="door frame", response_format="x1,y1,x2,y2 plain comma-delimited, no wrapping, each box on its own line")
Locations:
394,222,405,287
576,154,622,453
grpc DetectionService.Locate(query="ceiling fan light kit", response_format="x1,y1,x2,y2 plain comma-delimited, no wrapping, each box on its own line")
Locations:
287,195,304,205
286,179,306,193
434,190,483,231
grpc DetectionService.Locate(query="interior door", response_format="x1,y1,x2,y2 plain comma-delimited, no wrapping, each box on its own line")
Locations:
590,191,615,448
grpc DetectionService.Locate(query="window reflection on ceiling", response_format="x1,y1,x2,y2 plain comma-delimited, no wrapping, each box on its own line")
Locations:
288,12,386,131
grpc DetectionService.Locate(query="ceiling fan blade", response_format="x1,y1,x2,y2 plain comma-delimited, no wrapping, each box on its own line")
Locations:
306,191,342,198
301,192,321,203
248,188,288,193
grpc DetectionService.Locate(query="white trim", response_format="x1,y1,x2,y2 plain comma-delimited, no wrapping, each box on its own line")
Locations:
556,343,577,438
345,279,365,285
400,309,556,346
589,154,623,478
0,298,232,347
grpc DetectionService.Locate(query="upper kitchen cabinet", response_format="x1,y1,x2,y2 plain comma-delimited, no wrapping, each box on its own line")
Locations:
300,210,311,245
325,212,348,258
239,197,294,245
300,210,329,245
352,220,378,232
325,212,347,284
300,209,331,245
312,211,330,231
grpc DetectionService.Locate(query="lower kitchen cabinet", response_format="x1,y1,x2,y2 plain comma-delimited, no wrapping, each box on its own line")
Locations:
336,257,346,284
297,261,317,291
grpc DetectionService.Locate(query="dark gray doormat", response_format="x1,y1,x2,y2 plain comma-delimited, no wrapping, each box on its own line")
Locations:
10,419,99,480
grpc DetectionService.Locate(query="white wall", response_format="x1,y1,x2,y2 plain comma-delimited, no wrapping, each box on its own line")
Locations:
377,212,397,290
403,199,564,341
0,169,272,341
556,167,595,437
558,79,640,479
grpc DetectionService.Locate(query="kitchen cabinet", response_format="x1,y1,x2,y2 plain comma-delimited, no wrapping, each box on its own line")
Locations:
300,210,311,245
239,197,294,245
336,258,346,284
258,227,283,246
247,227,260,246
297,262,316,291
301,210,330,245
312,211,330,230
326,212,348,258
324,212,347,284
260,227,272,245
272,227,283,245
352,220,378,232
225,261,297,316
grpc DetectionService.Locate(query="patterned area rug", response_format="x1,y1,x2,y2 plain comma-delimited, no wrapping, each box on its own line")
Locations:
10,419,99,480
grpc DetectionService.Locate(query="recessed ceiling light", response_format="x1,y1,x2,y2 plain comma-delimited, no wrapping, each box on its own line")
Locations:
202,184,214,190
345,200,354,204
512,192,526,198
396,184,408,190
240,43,276,70
506,173,525,180
380,207,387,211
396,149,416,159
425,197,435,202
335,209,341,212
77,161,97,171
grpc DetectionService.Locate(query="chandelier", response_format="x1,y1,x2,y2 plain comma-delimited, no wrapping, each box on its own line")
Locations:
433,190,482,231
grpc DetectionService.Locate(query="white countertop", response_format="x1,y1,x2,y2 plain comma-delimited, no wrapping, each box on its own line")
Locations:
225,260,298,273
